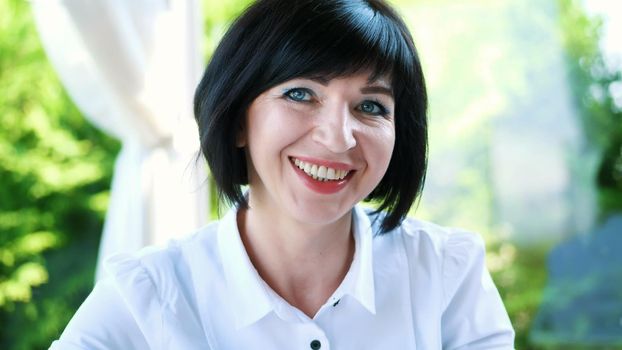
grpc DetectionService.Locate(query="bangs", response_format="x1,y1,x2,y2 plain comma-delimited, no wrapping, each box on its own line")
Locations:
257,0,414,93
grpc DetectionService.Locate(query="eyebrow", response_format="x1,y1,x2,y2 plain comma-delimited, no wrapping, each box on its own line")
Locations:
309,77,330,85
308,77,394,98
360,86,393,97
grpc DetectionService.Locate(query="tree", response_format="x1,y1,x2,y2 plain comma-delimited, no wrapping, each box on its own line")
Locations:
559,0,622,219
0,1,119,348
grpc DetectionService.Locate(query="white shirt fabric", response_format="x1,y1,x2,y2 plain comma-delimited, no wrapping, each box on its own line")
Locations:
50,205,514,349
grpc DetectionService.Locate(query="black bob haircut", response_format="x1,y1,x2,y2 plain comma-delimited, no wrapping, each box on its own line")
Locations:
194,0,428,233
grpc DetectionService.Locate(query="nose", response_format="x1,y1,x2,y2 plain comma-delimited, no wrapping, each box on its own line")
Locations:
311,103,357,153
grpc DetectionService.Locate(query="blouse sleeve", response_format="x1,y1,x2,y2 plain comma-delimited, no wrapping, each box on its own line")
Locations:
441,231,515,349
49,254,162,350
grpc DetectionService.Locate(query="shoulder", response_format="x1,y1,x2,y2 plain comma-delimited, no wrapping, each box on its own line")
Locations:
398,216,488,297
367,210,490,302
387,215,514,347
401,215,485,251
103,219,222,306
367,208,485,264
52,222,224,349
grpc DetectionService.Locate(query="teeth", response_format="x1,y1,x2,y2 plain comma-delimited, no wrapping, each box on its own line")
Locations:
310,164,318,179
326,168,335,179
318,166,327,179
291,158,350,181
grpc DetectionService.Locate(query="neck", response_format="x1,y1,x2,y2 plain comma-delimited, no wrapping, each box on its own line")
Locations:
237,195,355,318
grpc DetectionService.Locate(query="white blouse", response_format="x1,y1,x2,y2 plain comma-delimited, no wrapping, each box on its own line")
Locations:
50,205,514,349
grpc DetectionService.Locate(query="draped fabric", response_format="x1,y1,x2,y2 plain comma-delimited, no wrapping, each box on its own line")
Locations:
31,0,208,280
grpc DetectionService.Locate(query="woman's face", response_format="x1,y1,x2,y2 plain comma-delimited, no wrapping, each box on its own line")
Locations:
240,71,396,226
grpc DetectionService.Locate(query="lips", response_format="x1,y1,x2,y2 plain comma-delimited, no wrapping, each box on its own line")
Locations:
292,157,350,181
289,156,355,194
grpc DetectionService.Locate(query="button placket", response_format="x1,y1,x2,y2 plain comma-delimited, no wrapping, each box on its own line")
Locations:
300,322,329,350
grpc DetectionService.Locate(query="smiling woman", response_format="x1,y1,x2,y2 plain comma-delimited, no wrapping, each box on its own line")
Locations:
50,0,514,349
196,0,429,233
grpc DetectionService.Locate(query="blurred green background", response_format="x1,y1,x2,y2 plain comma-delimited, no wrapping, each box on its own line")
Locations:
1,0,620,349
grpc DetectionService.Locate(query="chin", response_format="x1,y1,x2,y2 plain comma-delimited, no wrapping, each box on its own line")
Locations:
287,198,354,226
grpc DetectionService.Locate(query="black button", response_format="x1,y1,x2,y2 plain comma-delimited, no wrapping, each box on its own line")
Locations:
332,299,340,307
310,339,321,350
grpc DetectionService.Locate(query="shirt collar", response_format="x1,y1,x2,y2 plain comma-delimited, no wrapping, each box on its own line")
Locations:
217,204,377,329
217,208,273,329
349,204,377,315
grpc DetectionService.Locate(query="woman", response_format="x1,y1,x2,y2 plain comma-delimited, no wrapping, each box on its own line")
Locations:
51,0,514,349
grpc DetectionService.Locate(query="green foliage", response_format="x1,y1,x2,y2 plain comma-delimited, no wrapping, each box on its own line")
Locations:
488,241,550,349
203,0,253,61
401,0,571,238
558,0,622,219
489,3,622,348
0,0,119,348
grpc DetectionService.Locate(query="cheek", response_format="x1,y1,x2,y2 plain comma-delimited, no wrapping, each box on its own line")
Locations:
356,123,395,185
245,104,310,165
368,123,396,166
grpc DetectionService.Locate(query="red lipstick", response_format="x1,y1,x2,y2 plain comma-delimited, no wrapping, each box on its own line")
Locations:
289,157,354,194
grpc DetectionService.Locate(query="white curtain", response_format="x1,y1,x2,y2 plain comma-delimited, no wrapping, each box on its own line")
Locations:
31,0,208,280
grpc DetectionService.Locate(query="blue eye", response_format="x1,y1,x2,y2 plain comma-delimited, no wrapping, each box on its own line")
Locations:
358,100,389,117
284,88,312,102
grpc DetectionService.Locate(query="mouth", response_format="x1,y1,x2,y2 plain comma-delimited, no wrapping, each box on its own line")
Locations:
288,156,355,194
289,157,352,181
